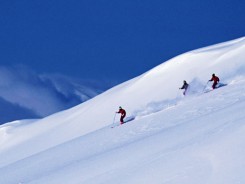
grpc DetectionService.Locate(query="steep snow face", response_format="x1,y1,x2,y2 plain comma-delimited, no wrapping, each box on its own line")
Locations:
1,79,245,184
0,37,245,184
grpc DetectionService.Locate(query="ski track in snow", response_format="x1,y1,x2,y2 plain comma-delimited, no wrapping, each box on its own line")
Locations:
1,37,245,184
1,79,245,184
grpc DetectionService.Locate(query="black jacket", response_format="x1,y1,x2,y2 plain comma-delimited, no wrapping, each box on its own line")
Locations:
180,82,189,90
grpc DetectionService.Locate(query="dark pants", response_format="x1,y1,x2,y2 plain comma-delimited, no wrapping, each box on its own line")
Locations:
120,115,126,124
212,82,218,89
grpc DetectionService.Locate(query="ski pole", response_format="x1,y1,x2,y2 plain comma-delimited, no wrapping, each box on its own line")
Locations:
111,113,117,127
203,81,210,92
113,113,116,123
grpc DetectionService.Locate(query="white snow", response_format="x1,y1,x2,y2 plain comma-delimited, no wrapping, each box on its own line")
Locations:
0,37,245,184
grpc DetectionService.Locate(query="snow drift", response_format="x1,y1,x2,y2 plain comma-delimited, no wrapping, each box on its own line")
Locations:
0,37,245,184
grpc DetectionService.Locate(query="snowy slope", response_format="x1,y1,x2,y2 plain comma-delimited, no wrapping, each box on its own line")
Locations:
0,37,245,184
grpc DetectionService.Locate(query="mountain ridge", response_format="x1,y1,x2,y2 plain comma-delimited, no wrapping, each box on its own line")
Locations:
0,37,245,184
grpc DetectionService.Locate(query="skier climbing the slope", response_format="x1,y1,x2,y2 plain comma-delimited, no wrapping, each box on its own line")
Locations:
116,106,126,124
179,80,189,95
209,73,220,89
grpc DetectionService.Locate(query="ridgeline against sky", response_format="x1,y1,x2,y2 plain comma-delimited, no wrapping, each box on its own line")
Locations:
1,37,245,183
0,0,245,82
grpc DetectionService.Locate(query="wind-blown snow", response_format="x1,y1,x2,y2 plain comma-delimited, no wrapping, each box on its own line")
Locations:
0,37,245,184
0,66,114,124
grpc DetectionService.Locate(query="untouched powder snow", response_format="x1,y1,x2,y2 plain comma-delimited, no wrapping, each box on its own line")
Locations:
0,37,245,184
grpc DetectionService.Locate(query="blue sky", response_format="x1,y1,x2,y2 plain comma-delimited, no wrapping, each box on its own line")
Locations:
0,0,245,83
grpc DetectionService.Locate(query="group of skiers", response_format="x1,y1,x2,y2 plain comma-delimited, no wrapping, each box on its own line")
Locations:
179,73,220,95
117,74,220,124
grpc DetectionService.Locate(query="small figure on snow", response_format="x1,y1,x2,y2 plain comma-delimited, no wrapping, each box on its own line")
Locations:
116,106,126,124
179,80,189,95
209,73,219,89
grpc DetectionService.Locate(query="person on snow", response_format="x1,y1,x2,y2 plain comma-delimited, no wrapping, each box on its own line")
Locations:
209,73,220,89
116,106,126,124
179,80,189,95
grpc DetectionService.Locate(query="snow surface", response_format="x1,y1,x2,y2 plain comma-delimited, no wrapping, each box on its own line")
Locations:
0,37,245,184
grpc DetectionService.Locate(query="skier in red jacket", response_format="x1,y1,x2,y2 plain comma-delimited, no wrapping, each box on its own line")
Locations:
209,73,220,89
117,106,126,124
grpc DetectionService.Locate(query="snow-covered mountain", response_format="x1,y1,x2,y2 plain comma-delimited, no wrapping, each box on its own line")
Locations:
0,37,245,184
0,67,114,124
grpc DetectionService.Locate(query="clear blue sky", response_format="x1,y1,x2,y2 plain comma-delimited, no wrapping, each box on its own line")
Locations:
0,0,244,83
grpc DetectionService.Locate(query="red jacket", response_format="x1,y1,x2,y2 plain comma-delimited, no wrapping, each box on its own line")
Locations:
210,76,219,83
118,109,126,117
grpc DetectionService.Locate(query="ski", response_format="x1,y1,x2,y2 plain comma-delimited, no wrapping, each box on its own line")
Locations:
111,116,135,128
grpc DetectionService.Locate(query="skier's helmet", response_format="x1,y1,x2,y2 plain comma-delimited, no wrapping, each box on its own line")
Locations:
212,73,215,77
119,106,122,109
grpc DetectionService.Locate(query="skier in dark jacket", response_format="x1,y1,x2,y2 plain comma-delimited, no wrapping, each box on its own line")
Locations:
179,80,189,95
117,106,126,124
209,74,219,89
